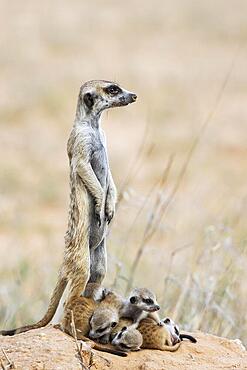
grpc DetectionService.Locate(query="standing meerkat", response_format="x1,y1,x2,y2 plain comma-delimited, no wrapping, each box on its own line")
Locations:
1,80,137,336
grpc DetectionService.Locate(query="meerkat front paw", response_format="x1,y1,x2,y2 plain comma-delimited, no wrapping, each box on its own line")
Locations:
95,202,104,227
105,201,115,224
98,334,110,344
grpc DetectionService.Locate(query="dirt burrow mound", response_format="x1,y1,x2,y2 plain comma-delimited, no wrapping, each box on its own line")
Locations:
0,325,246,370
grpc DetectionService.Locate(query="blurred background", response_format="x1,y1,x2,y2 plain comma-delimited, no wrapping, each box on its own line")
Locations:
0,0,246,344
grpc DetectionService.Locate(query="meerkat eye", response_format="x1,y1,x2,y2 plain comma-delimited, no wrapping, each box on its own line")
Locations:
143,298,154,305
175,327,179,335
96,327,106,333
130,296,137,304
105,85,122,95
120,343,130,349
121,326,127,332
111,322,117,328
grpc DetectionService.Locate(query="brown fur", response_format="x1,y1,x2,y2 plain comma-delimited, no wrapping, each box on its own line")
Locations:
138,318,181,351
62,296,98,337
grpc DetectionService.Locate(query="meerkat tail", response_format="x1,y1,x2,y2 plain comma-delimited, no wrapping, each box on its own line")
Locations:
93,344,128,357
162,342,181,352
180,334,197,343
76,334,127,357
0,274,68,336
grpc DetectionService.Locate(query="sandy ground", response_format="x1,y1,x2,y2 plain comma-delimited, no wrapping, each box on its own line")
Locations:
0,326,246,370
0,0,247,347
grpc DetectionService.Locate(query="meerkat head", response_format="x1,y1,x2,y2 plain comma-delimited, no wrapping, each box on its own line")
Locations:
76,80,137,119
163,317,181,344
89,307,118,340
112,326,143,352
128,288,160,313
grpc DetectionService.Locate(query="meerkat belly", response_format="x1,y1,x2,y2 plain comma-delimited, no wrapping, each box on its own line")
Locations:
91,145,109,188
89,145,109,248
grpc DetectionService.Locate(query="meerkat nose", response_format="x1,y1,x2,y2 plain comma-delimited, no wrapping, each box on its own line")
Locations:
155,305,160,310
131,93,137,102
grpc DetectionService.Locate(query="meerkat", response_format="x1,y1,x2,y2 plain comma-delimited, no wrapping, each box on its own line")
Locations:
112,325,143,352
111,318,143,352
0,80,137,336
61,284,101,337
163,317,197,344
61,297,127,357
89,291,123,344
137,317,181,351
120,288,162,329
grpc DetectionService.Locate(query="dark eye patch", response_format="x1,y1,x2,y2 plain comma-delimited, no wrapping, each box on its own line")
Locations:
164,318,170,324
117,332,122,339
175,327,179,335
96,327,106,333
120,343,130,349
143,298,154,305
104,85,122,95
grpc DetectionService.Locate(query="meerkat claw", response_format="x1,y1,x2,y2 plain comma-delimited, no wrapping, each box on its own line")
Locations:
95,212,102,227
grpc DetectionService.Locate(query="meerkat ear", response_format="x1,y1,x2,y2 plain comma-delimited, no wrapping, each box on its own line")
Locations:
121,326,127,332
130,296,137,304
111,322,117,328
83,92,94,109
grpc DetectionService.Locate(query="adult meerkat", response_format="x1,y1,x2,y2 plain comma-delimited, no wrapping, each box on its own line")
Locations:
1,80,137,336
120,288,162,329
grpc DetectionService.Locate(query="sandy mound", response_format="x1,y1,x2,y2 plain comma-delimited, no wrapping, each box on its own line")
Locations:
0,326,246,370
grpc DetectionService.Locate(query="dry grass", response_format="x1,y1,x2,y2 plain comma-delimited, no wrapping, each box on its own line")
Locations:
0,0,246,346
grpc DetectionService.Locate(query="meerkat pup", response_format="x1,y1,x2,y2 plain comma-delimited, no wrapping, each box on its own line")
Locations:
61,283,103,337
61,285,127,357
112,326,143,352
111,318,143,352
89,291,123,344
1,80,137,336
163,317,197,344
138,317,181,351
120,288,162,329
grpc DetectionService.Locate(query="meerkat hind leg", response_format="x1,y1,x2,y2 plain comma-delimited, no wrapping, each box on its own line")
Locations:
67,253,90,302
87,239,107,285
162,342,181,352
